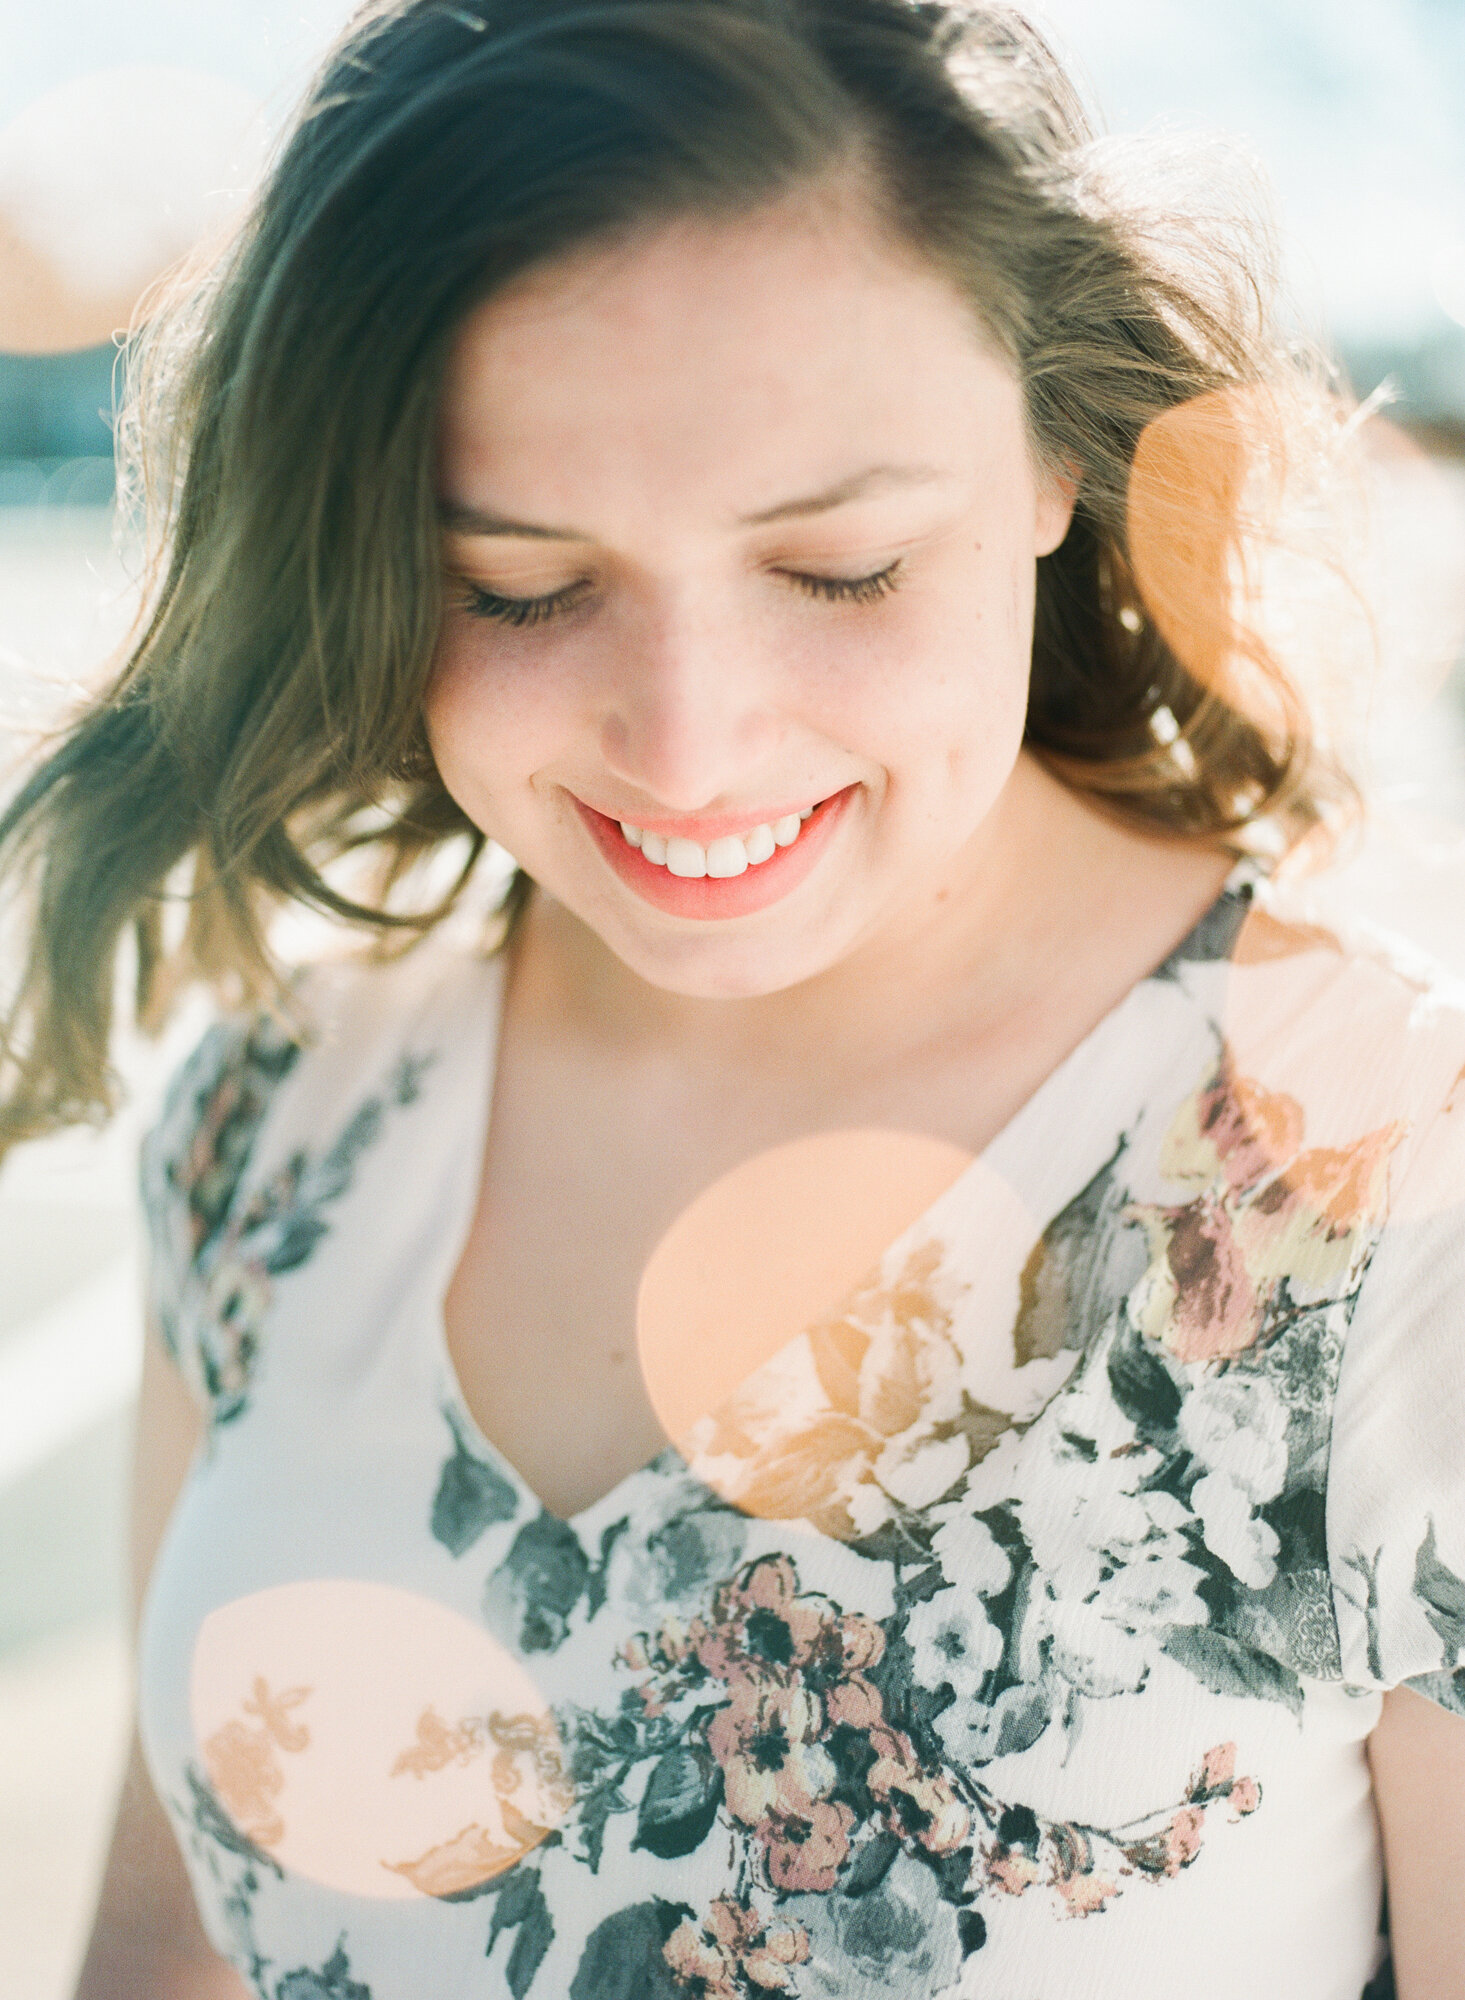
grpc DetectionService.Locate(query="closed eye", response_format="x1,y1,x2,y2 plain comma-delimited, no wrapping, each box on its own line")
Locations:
790,559,905,607
451,558,906,629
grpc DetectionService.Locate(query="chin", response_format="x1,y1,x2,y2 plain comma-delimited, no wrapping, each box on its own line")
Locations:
600,919,845,1002
634,949,829,1003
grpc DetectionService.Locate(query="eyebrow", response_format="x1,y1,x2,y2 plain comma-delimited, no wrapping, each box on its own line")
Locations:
437,462,955,541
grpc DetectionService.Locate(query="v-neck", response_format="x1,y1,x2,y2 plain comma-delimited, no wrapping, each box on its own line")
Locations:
427,860,1258,1535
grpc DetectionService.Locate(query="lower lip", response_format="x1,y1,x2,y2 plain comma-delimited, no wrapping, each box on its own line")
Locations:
573,785,858,920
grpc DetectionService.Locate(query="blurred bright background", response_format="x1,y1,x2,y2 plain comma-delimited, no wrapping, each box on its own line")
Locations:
0,3,1463,1995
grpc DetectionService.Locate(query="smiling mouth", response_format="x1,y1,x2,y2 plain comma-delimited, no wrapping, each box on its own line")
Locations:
612,803,818,877
572,784,857,919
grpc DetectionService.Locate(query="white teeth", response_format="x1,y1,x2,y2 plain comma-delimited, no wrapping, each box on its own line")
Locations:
704,835,749,878
619,802,826,872
665,836,707,878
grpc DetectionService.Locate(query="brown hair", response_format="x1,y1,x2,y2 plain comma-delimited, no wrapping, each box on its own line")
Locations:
0,0,1363,1153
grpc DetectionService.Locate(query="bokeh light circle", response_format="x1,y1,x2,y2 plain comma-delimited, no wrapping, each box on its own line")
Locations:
0,66,266,352
636,1127,977,1449
190,1579,570,1901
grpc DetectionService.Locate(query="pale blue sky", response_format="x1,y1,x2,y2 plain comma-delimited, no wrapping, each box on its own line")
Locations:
3,0,1462,346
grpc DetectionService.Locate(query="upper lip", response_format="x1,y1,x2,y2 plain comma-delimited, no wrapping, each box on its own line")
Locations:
570,787,845,843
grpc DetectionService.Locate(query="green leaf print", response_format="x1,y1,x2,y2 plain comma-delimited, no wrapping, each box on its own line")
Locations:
1154,883,1252,971
1413,1517,1465,1660
586,1514,632,1618
1343,1545,1386,1681
181,1763,284,1876
841,1826,902,1896
569,1900,692,2000
275,1940,372,2000
484,1512,592,1653
1160,1624,1304,1717
634,1744,725,1859
1012,1137,1141,1366
430,1404,518,1556
1105,1316,1182,1436
486,1868,556,2000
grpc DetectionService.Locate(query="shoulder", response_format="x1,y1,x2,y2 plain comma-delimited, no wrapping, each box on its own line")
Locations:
1186,866,1465,1193
1134,868,1465,1351
1235,882,1465,1709
139,928,504,1341
1060,871,1465,1707
139,1001,304,1281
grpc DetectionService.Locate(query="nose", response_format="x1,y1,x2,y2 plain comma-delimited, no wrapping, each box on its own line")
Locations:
593,592,784,809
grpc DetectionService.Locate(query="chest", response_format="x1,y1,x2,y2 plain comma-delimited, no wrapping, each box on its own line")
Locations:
440,1024,1030,1521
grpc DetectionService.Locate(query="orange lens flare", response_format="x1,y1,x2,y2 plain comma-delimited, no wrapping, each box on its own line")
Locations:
636,1132,1043,1536
190,1579,569,1901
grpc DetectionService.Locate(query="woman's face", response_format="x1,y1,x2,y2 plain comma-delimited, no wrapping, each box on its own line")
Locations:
426,179,1075,999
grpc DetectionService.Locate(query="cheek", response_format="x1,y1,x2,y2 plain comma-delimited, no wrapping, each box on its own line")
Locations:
894,557,1034,736
421,643,491,800
422,628,559,807
885,566,1033,818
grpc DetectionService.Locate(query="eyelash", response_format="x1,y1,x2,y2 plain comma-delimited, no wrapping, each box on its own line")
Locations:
453,559,906,629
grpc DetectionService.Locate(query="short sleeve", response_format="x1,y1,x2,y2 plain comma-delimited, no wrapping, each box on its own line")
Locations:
138,1006,304,1413
1327,1077,1465,1714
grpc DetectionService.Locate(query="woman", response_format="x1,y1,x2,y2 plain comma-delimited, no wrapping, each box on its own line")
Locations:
2,1,1460,1994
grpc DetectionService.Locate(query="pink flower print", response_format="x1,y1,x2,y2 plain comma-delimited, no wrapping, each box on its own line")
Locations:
833,1610,886,1675
203,1719,288,1847
618,1634,650,1673
974,1739,1265,1920
820,1672,883,1730
1161,1805,1206,1875
623,1551,969,1899
706,1672,831,1828
184,1073,250,1246
653,1616,693,1666
692,1236,977,1538
988,1847,1042,1898
663,1920,742,2000
1196,1742,1236,1792
1133,1056,1407,1362
1055,1866,1123,1917
1186,1742,1263,1821
1046,1821,1126,1919
742,1929,812,1993
758,1798,858,1893
1119,1802,1209,1882
664,1895,810,1997
201,1677,311,1849
700,1556,832,1678
1237,1123,1405,1296
1160,1059,1305,1197
388,1705,486,1779
1135,1192,1263,1363
664,1937,730,1996
864,1722,971,1854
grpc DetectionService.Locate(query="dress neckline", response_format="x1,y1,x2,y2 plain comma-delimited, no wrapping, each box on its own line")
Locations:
427,858,1259,1533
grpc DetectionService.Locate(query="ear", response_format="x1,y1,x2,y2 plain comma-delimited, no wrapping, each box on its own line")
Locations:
1034,458,1080,558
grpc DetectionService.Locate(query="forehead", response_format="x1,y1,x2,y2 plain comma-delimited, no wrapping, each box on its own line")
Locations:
436,183,1025,512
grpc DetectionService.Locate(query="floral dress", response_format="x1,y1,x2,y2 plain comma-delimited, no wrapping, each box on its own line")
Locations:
136,861,1465,2000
